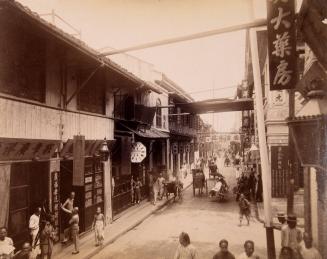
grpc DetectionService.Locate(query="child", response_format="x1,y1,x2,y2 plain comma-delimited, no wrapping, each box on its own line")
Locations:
134,177,142,204
92,207,105,246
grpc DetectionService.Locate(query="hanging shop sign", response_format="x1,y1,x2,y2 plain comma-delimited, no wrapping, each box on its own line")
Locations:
267,0,297,90
0,138,59,161
73,135,85,186
131,142,147,163
271,146,289,197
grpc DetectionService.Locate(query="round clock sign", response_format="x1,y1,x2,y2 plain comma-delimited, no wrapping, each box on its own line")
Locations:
131,142,147,163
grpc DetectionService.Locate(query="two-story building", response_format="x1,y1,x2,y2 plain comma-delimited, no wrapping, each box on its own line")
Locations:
0,0,157,249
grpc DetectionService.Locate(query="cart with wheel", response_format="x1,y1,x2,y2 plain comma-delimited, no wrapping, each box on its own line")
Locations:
192,169,208,196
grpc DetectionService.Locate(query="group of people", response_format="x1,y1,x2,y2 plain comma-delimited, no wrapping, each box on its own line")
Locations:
174,232,260,259
234,164,262,203
277,213,322,259
0,191,107,258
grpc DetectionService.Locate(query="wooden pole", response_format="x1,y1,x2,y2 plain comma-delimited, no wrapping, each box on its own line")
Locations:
250,28,276,259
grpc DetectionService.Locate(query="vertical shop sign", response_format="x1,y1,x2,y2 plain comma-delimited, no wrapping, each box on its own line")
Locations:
73,135,85,186
51,170,60,242
267,0,297,90
271,146,289,197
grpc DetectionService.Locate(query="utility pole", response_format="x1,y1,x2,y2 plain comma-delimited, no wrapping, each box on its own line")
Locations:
287,89,295,215
250,27,276,259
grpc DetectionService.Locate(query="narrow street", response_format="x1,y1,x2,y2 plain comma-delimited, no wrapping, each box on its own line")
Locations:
92,162,281,259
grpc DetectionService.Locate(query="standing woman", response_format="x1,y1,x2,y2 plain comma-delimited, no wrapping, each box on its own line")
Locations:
69,207,79,255
92,207,106,246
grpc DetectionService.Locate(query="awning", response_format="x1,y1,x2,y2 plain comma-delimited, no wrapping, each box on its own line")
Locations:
119,123,169,139
135,127,169,139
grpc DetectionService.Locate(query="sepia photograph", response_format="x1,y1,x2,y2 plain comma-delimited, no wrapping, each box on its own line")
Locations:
0,0,326,258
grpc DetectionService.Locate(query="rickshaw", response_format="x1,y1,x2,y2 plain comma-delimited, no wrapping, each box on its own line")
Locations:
192,169,208,196
163,180,183,201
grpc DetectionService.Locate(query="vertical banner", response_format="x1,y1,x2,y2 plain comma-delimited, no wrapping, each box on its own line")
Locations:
267,0,297,90
73,135,85,186
0,164,11,227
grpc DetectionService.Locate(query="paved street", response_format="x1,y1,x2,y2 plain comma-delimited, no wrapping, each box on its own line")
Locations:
92,162,281,259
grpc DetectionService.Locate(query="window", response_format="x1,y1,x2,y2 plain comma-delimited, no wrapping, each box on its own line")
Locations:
0,13,46,102
156,99,162,128
78,69,105,114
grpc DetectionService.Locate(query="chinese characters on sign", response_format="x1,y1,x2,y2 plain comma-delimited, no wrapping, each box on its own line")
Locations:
271,146,289,197
267,0,296,90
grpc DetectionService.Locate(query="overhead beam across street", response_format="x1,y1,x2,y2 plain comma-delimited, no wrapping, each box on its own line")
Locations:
99,19,267,56
177,98,254,114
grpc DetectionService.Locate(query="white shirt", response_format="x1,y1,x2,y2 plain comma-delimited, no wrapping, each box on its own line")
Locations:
300,247,322,259
0,238,15,256
29,214,40,231
174,244,198,259
237,252,260,259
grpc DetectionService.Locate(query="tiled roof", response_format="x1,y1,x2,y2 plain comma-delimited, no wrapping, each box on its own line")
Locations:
1,0,161,93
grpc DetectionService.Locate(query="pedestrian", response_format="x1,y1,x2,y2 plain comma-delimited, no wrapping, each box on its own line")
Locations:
299,232,322,259
29,207,41,249
174,232,198,259
279,247,295,259
157,173,165,200
0,227,15,258
131,177,135,204
181,162,188,179
238,194,251,226
248,171,256,201
281,214,302,257
255,173,263,202
92,207,105,247
276,212,288,231
39,220,55,259
69,207,79,255
13,242,32,259
235,166,241,183
60,191,75,243
152,175,160,205
212,239,235,259
134,177,142,204
237,240,260,259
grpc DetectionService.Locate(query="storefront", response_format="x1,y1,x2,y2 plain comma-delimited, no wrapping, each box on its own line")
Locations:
0,138,59,249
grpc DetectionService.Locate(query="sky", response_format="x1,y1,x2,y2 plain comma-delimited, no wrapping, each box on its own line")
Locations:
17,0,268,132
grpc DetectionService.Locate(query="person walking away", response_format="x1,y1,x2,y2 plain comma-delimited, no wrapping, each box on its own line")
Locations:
299,232,322,259
92,207,105,246
39,220,55,259
157,173,165,200
237,240,260,259
134,177,142,204
69,207,79,255
281,214,302,257
174,232,198,259
238,194,251,226
181,163,188,179
13,242,31,259
213,239,235,259
0,227,15,259
60,192,75,243
152,176,160,205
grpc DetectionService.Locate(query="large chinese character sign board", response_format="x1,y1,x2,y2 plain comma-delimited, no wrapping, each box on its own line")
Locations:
267,0,297,90
131,142,147,163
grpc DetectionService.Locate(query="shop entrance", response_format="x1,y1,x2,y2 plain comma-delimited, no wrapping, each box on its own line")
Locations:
9,162,49,249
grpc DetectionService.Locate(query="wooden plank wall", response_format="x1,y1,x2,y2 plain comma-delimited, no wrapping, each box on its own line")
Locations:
0,98,114,141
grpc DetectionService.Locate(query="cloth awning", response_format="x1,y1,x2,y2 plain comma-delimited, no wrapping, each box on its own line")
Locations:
135,127,169,139
119,123,169,139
